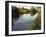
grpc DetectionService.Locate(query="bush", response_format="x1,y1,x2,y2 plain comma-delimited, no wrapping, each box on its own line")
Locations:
29,12,41,30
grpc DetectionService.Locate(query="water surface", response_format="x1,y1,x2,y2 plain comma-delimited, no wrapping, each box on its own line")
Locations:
12,14,34,31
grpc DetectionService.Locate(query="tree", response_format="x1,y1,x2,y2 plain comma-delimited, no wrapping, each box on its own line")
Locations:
12,6,20,19
31,7,38,16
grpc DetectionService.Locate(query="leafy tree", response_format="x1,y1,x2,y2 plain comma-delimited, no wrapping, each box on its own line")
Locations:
31,7,38,16
12,6,20,19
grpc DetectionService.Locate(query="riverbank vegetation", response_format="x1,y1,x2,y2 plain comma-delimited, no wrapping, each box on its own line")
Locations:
28,7,41,30
12,6,41,30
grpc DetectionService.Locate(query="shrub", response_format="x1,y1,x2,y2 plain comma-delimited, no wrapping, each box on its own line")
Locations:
29,12,41,30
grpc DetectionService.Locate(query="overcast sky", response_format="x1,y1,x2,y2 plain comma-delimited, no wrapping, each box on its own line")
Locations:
11,3,42,9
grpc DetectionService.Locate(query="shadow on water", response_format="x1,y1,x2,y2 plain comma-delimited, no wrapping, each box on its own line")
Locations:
12,6,20,26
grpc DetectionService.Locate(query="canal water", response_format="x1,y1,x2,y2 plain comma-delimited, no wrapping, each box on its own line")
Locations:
12,14,37,31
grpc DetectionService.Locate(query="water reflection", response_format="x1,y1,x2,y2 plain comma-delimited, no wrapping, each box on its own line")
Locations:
12,14,33,31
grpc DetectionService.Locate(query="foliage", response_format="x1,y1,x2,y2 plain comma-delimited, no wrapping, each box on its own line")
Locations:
31,13,41,30
12,6,41,30
28,10,41,30
12,6,20,18
31,7,38,16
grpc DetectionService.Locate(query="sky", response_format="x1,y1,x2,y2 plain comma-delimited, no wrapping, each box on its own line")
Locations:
11,3,42,9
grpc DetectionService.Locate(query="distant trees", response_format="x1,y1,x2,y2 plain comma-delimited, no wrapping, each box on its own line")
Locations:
31,7,38,16
12,6,40,17
19,7,24,15
19,7,31,14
